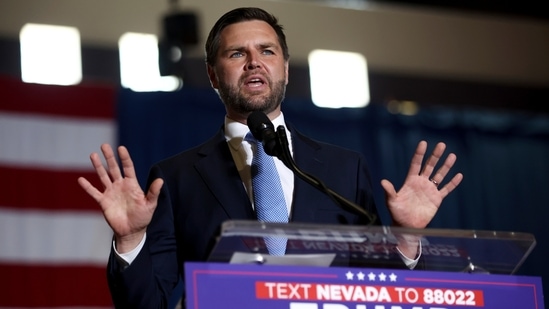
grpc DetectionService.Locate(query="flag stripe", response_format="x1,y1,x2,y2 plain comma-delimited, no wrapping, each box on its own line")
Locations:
0,165,103,211
0,264,112,307
0,207,111,265
0,111,115,170
0,76,115,120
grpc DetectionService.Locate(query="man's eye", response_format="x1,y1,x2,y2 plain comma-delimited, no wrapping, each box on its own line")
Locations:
262,50,274,55
230,52,243,58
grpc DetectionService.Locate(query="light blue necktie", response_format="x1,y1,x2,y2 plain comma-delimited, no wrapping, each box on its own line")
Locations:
246,132,288,255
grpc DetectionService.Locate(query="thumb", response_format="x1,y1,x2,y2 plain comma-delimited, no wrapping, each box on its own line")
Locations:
147,178,164,203
380,179,397,199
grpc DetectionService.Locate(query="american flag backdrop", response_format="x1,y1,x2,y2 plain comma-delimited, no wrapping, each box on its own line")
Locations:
0,76,116,308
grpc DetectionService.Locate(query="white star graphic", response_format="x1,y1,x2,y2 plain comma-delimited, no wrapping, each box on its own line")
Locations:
357,271,365,281
368,272,376,281
346,271,354,280
389,273,398,282
378,272,387,281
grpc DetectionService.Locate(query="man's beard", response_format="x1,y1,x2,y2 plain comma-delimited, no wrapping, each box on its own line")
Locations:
217,76,287,116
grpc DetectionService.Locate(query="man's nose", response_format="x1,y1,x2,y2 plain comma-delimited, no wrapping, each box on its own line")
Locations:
246,54,261,70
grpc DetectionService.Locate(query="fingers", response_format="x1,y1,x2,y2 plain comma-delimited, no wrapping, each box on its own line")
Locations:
101,144,122,181
118,145,137,179
90,150,113,189
93,144,138,181
429,152,456,184
77,176,103,202
439,172,464,198
411,141,462,192
87,144,138,191
420,142,446,178
407,141,428,177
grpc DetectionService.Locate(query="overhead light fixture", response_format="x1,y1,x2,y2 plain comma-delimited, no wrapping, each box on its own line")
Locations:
119,32,181,92
308,49,370,109
19,23,82,86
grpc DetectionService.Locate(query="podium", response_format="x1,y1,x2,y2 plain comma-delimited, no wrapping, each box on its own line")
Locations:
185,220,544,308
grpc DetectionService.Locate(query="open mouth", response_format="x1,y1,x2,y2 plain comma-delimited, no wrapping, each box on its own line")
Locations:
244,74,267,88
247,78,264,87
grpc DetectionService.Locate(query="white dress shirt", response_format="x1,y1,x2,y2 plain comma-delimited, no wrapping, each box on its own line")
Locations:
224,112,294,216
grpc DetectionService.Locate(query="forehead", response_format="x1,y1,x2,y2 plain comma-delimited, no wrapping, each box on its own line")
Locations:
219,20,280,48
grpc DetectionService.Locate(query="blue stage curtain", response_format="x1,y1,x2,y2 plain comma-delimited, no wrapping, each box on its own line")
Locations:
117,86,549,304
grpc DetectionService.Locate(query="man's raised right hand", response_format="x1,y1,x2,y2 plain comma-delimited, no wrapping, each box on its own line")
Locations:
77,144,163,253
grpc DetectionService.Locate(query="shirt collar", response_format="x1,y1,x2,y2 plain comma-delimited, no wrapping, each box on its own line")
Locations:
225,112,287,150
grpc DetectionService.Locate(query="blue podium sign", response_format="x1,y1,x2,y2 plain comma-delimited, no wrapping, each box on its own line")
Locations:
185,262,544,309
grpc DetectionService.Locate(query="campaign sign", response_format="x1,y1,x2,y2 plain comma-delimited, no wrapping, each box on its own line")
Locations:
185,262,544,309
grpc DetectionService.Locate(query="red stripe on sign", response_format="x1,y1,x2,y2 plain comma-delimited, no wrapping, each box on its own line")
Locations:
0,76,116,119
0,165,101,211
0,264,112,307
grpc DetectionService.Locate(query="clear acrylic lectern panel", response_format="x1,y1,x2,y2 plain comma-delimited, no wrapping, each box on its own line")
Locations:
208,220,536,274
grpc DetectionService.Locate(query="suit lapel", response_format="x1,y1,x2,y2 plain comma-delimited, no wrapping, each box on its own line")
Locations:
288,127,325,222
194,130,255,220
191,125,330,223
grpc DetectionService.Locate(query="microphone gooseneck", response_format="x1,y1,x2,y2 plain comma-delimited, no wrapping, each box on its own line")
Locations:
246,111,377,225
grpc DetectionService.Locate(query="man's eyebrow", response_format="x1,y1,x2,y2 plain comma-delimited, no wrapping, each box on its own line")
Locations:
223,42,279,51
223,43,242,50
259,42,277,47
258,42,280,50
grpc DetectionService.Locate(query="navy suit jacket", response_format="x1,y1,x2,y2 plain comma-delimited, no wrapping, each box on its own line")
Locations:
107,125,379,308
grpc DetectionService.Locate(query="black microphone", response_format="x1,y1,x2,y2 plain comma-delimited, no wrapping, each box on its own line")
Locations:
246,111,377,224
247,111,280,157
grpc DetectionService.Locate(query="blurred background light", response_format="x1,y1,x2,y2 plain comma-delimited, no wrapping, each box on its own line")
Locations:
20,23,82,86
119,32,181,92
308,49,370,109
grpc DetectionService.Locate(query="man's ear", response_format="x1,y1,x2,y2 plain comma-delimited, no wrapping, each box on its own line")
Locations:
207,65,219,89
284,61,289,86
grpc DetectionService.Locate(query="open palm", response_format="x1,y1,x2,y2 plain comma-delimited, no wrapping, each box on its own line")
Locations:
381,141,463,229
78,144,163,252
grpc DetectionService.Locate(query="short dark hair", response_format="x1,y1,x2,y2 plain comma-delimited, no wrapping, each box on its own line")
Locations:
205,7,290,66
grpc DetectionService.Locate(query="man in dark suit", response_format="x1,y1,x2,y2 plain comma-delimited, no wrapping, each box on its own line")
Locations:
78,7,463,308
